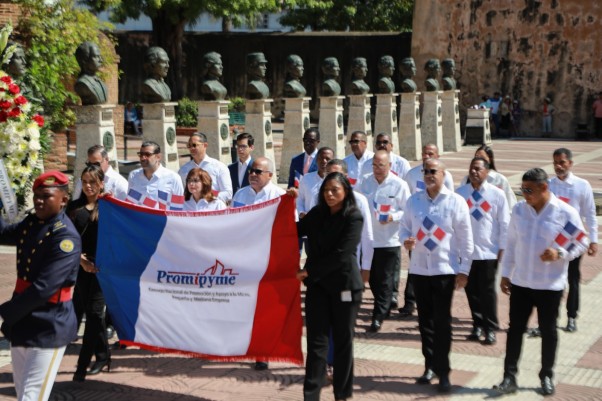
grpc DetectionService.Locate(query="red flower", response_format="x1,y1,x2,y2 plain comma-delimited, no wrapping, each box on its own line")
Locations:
0,76,11,84
32,114,44,127
0,100,11,109
0,111,7,122
14,95,27,105
8,83,20,95
8,107,21,118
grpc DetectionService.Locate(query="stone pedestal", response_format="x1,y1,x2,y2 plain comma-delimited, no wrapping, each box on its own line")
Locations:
465,109,492,145
280,97,311,184
398,92,422,161
318,96,346,158
198,100,231,164
346,94,373,154
421,91,443,150
245,99,276,182
74,104,118,182
141,103,180,172
442,90,462,152
374,94,399,150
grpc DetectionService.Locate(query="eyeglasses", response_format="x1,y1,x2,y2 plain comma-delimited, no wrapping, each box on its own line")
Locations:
236,144,249,149
520,187,534,194
422,169,439,175
303,138,317,144
375,140,390,146
85,161,101,167
349,140,364,145
137,151,158,157
249,168,270,175
187,143,205,149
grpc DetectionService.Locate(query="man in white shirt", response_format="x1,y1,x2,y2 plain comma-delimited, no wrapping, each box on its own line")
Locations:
343,131,373,187
73,145,128,201
127,141,184,209
297,147,334,217
494,168,588,397
456,157,510,345
360,150,410,333
399,158,473,393
549,148,598,333
228,132,254,195
360,133,411,180
178,132,233,204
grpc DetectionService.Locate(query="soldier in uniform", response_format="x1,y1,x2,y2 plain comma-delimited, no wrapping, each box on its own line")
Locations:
0,171,82,401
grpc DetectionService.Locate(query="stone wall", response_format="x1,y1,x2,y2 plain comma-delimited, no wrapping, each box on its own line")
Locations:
0,1,21,26
412,0,602,138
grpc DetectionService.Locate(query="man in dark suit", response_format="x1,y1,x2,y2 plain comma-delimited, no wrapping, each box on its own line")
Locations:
228,132,255,195
287,127,320,188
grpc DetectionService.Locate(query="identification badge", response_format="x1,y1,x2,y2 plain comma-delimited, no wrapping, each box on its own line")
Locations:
341,290,352,302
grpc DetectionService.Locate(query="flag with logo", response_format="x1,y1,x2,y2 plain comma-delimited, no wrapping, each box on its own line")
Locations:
466,190,491,221
96,195,302,364
554,221,587,253
416,216,447,251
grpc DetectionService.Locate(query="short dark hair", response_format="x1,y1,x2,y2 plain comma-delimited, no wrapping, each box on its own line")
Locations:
376,132,391,140
350,130,367,139
316,172,357,216
87,144,108,159
470,156,490,170
317,146,334,157
141,140,160,154
191,132,208,143
553,147,572,161
326,159,348,173
236,132,254,146
303,127,320,141
522,167,548,184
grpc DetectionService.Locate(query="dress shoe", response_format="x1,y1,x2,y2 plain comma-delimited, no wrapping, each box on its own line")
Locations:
493,376,518,394
566,318,577,332
72,367,87,382
541,376,555,396
416,368,436,384
467,326,483,341
437,375,451,393
483,331,497,345
106,325,115,340
88,359,111,375
254,361,269,371
368,320,382,333
527,327,541,338
398,305,415,317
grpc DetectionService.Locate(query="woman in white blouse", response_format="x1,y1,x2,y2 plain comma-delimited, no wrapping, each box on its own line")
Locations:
183,168,227,211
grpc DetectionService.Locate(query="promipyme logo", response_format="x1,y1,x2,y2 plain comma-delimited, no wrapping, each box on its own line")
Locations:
157,259,239,288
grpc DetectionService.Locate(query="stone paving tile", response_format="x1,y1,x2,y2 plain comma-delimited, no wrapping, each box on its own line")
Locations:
577,338,602,371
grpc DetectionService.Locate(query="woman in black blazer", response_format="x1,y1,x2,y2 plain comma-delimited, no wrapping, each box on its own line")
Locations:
297,172,364,401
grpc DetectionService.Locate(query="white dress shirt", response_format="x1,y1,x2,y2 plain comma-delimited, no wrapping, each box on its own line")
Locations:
232,182,286,206
128,165,184,203
549,172,598,244
400,186,474,275
296,171,323,214
460,170,517,208
501,194,589,291
359,172,411,248
237,157,252,188
456,181,510,260
405,164,454,194
183,197,227,212
344,150,374,187
178,156,233,203
354,191,374,270
360,152,411,183
73,165,129,201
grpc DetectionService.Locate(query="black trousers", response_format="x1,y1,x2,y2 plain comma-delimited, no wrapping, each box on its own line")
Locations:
75,269,110,369
566,256,582,319
303,284,361,401
369,247,400,321
412,273,455,377
401,251,416,309
504,285,562,380
465,259,499,332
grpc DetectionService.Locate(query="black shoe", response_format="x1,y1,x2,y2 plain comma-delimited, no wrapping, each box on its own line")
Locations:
368,320,382,333
438,375,451,393
566,318,577,332
389,301,398,311
541,376,554,396
398,305,415,317
88,359,111,375
493,376,518,394
254,361,269,371
467,326,483,341
72,367,86,382
483,331,497,345
106,325,115,340
527,327,541,338
112,341,127,350
416,369,435,384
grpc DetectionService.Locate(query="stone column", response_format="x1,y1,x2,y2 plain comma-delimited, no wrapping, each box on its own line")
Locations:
465,109,492,145
421,91,443,150
245,99,276,182
398,92,422,161
318,96,346,158
74,104,118,182
347,94,373,154
374,93,399,149
280,97,311,184
198,100,231,164
442,90,462,152
141,103,180,172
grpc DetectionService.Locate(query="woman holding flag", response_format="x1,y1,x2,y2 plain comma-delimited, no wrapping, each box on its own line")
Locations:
296,172,363,401
183,168,227,211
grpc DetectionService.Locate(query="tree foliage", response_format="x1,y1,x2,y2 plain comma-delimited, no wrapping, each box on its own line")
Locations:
279,0,414,32
15,0,116,131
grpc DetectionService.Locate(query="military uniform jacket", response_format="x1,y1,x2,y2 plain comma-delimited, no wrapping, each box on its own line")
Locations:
0,211,81,347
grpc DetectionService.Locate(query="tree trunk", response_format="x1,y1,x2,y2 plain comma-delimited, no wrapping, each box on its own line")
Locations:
151,10,188,100
222,16,232,32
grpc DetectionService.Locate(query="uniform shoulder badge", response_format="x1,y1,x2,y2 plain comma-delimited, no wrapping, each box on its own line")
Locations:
59,239,75,253
53,221,66,232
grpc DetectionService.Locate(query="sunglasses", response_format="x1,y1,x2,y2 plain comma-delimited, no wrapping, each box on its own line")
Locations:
422,169,439,175
376,140,390,146
348,140,364,145
303,138,317,143
249,168,270,175
137,151,158,157
520,187,534,194
187,143,205,149
85,161,101,167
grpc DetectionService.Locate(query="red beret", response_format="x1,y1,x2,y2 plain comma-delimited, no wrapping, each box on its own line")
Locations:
33,171,69,191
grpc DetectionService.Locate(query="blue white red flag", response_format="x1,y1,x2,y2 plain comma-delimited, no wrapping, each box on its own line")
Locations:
293,171,302,188
416,180,426,192
466,190,491,221
554,221,587,253
126,188,157,209
157,190,185,211
96,195,302,364
373,201,391,223
416,216,447,251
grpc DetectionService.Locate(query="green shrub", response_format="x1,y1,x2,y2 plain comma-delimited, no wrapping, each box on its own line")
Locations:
176,97,198,127
228,97,245,112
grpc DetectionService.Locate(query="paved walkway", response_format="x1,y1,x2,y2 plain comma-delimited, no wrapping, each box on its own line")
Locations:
0,139,601,400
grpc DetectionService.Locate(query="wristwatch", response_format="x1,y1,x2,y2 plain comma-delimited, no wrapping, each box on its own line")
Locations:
556,247,567,260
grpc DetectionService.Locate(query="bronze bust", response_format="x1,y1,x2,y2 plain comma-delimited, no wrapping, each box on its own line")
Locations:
350,57,370,95
283,54,306,98
141,46,171,103
200,52,227,101
321,57,341,97
424,58,441,92
399,57,418,93
441,58,456,91
245,52,270,100
74,41,108,105
2,42,39,104
377,55,395,94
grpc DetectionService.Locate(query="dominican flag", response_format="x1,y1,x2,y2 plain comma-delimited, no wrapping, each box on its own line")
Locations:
416,216,447,251
293,171,302,188
157,190,185,211
96,195,302,364
126,188,158,209
373,201,391,222
554,221,587,252
466,190,491,221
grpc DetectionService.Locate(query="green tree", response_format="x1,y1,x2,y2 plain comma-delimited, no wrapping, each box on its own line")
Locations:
279,0,414,31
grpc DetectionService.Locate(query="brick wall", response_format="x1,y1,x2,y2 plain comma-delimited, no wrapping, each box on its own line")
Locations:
0,1,22,26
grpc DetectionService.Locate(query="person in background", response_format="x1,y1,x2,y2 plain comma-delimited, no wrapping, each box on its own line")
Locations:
73,145,128,201
288,128,319,188
542,97,555,137
228,132,254,195
343,131,373,188
511,99,522,136
124,102,142,136
183,168,227,212
592,92,602,139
